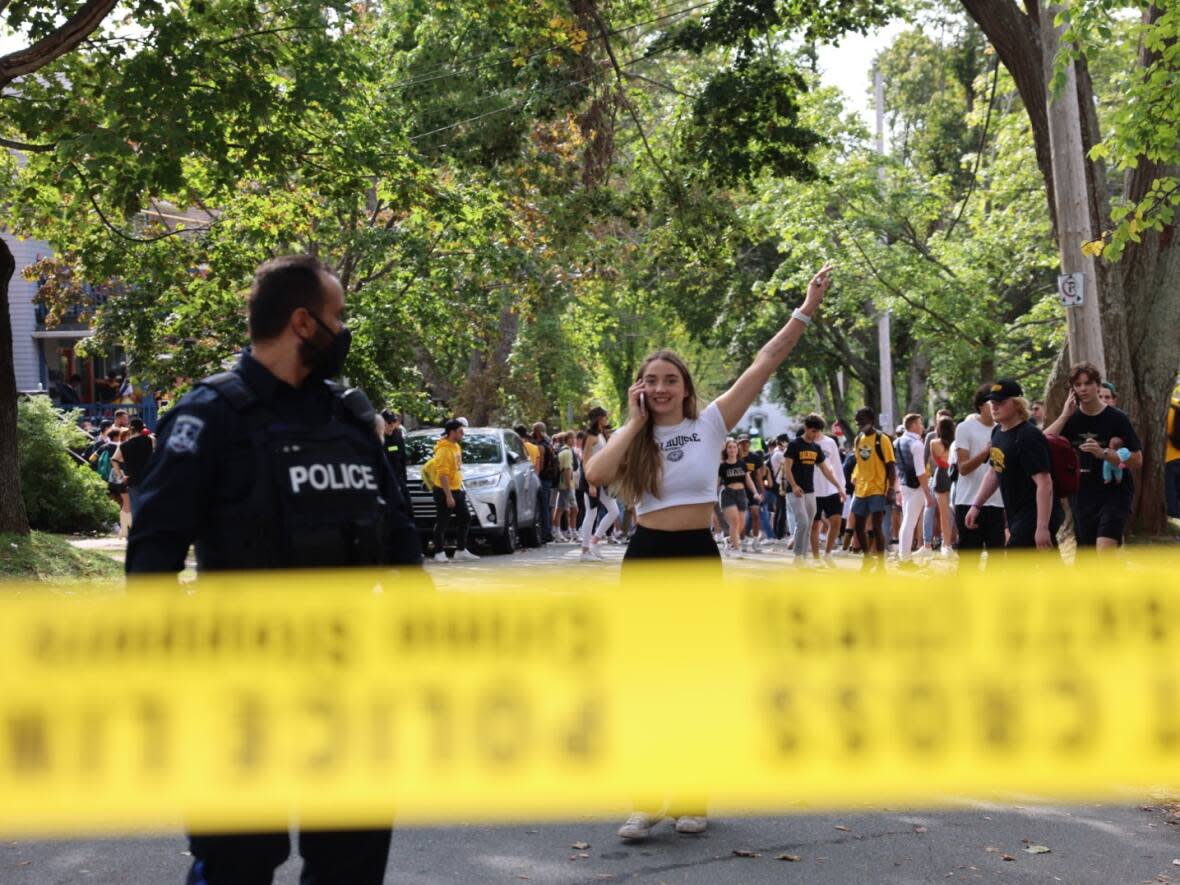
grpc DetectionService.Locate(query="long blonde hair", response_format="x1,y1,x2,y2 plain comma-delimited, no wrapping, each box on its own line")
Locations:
616,350,700,506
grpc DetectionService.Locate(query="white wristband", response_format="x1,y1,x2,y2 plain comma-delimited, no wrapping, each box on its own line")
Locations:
791,308,813,326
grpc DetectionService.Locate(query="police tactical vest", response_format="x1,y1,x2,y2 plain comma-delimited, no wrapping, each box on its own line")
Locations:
194,371,388,571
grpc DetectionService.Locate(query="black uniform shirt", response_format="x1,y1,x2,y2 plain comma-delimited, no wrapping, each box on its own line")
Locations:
126,351,421,574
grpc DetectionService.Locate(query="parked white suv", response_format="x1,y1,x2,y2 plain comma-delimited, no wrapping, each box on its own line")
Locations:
403,427,543,554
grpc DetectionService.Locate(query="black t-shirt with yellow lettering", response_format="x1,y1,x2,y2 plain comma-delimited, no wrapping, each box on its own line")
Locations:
785,438,826,494
989,420,1051,532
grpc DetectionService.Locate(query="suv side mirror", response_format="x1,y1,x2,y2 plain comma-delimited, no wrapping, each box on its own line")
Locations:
506,451,520,464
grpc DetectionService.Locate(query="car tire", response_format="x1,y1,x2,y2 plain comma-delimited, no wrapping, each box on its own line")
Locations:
491,497,519,554
519,507,542,548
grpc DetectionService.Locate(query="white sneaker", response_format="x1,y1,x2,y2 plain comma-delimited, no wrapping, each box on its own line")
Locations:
580,549,604,562
741,538,751,552
432,552,448,563
618,812,664,841
674,815,708,834
452,548,479,562
916,545,933,560
752,538,763,552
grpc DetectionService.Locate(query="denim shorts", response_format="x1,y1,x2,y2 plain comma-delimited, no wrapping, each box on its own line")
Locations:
850,494,888,516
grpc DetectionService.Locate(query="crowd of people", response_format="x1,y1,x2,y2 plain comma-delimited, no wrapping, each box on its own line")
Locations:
74,408,156,537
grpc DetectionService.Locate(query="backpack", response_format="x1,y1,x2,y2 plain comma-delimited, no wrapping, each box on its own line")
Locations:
420,455,438,492
539,439,559,483
1044,433,1081,498
895,437,920,489
96,448,113,481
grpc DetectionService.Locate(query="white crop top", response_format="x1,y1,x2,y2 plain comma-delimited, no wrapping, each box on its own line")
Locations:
636,401,731,516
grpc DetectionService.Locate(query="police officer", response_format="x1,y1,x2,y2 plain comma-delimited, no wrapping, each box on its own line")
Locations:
127,255,421,885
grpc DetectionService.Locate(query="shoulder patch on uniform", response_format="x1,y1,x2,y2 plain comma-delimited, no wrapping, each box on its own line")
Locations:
167,415,205,454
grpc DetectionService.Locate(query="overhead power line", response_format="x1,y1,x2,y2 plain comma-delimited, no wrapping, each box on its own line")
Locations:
385,0,718,95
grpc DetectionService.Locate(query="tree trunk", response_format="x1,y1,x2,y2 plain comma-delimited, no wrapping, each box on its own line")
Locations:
963,0,1180,535
0,236,31,535
906,343,930,413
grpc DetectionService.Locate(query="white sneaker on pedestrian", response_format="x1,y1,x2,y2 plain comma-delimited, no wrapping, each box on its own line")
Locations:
452,548,479,562
916,545,933,560
674,816,708,835
618,812,664,841
741,538,751,552
581,548,605,561
432,552,448,563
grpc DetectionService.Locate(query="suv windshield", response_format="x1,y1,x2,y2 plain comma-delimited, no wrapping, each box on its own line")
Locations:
405,433,502,465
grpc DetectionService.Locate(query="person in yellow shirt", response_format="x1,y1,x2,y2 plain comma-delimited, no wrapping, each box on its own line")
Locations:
431,419,478,563
1166,387,1180,520
850,405,896,569
515,424,542,475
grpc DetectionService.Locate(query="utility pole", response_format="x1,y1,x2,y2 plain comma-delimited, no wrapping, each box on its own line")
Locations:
874,66,895,430
1040,5,1106,373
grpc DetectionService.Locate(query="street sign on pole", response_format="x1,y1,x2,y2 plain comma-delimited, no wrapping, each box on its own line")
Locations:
1057,272,1084,307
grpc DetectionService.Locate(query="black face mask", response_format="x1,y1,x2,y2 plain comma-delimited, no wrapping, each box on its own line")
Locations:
300,313,352,380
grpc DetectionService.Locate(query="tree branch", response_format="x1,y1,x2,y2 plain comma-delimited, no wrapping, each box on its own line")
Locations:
0,134,56,152
0,0,120,89
588,6,677,193
836,227,986,348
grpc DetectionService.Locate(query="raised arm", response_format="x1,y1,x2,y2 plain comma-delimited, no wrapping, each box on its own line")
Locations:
715,264,834,430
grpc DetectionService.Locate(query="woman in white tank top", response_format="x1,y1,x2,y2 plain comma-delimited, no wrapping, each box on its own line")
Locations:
584,263,834,841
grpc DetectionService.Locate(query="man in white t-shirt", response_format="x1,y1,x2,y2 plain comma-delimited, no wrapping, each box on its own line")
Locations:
810,421,845,561
769,434,790,540
896,413,935,565
953,383,1006,563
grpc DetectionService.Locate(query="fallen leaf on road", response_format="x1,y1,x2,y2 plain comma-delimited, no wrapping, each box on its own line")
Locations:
1001,854,1015,862
1024,845,1051,855
984,846,998,853
834,825,850,831
572,842,590,850
1173,859,1180,866
914,826,928,833
732,849,761,858
776,854,801,862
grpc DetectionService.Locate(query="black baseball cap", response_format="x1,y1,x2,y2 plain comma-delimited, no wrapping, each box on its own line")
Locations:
983,379,1023,402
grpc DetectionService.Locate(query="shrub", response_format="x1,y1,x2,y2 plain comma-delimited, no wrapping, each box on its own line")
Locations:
16,395,117,533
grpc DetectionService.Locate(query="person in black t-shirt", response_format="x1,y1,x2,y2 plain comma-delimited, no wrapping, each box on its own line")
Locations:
737,436,766,550
1045,362,1142,550
719,439,760,557
783,414,845,562
114,418,154,518
966,379,1062,550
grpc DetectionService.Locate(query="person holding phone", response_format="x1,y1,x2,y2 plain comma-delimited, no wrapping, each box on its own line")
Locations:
584,262,834,840
1044,362,1142,552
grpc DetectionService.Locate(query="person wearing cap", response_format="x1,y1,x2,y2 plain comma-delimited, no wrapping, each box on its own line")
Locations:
1098,381,1117,407
966,379,1062,550
431,419,477,562
1045,362,1141,552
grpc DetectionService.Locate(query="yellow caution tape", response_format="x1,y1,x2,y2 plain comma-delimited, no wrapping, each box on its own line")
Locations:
2,552,1180,836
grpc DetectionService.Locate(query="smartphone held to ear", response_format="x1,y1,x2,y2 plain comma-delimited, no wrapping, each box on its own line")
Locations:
639,392,646,414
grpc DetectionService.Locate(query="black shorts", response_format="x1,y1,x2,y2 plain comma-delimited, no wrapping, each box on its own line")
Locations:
814,493,842,520
623,526,720,563
1070,495,1130,545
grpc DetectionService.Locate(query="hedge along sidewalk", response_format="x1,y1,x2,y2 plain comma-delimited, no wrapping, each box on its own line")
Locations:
0,532,122,586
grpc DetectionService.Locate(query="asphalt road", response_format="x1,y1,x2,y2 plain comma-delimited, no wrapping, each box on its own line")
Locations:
7,799,1180,884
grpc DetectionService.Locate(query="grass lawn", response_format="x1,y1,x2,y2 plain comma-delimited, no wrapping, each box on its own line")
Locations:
0,531,123,585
